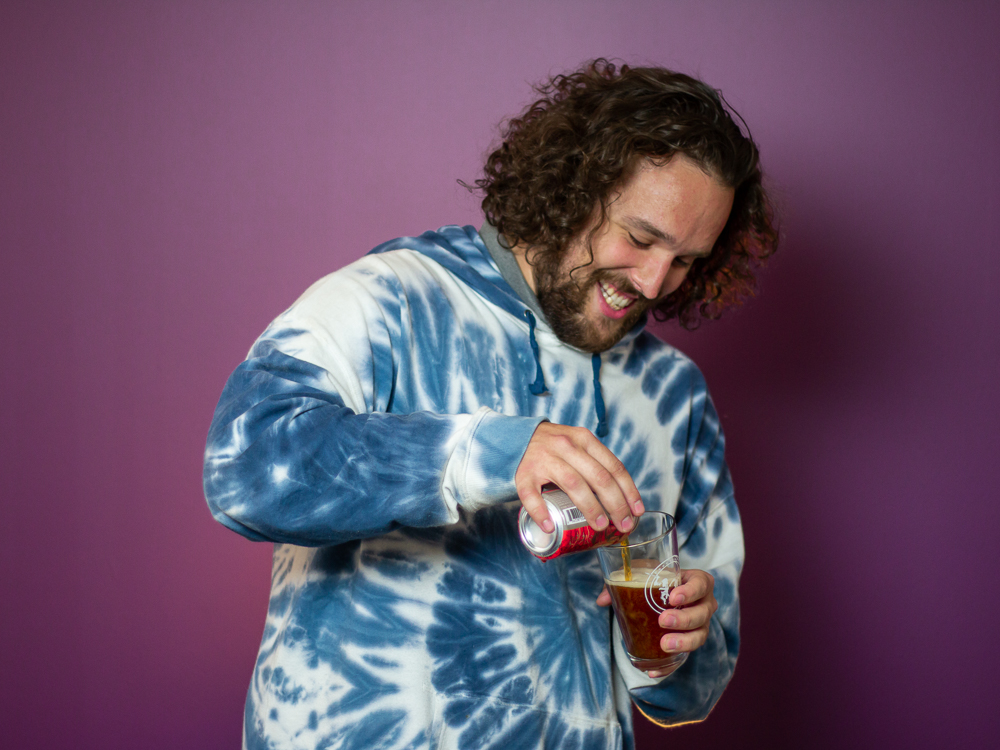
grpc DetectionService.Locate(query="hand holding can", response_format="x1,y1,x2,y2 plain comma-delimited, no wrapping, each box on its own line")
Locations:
514,422,643,534
518,488,628,560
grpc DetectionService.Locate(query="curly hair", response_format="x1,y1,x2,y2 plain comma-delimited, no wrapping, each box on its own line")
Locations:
475,59,779,327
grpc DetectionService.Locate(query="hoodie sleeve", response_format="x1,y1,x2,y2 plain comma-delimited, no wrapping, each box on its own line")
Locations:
202,256,545,547
615,384,744,726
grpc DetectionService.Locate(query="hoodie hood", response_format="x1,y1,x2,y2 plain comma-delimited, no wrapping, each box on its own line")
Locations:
368,224,648,438
367,224,648,351
368,225,531,323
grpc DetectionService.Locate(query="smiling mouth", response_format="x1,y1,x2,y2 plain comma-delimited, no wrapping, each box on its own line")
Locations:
599,281,636,312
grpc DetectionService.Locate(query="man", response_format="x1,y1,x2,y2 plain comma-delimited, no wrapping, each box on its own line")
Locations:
204,59,777,750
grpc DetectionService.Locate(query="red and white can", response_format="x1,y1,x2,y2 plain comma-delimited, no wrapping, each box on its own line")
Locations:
518,487,626,561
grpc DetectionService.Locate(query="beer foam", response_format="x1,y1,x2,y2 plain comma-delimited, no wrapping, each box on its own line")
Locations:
606,568,680,588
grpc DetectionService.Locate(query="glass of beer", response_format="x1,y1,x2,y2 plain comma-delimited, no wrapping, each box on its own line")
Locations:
596,511,688,674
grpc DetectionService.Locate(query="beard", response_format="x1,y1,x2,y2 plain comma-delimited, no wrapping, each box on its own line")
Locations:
532,248,651,353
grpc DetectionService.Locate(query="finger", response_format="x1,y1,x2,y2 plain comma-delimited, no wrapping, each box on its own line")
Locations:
518,463,610,533
658,599,715,631
646,663,683,679
525,423,639,525
595,586,611,607
568,455,637,533
579,436,643,516
544,444,637,532
516,426,608,530
668,569,715,608
549,467,612,531
515,423,637,531
659,623,710,655
515,483,554,533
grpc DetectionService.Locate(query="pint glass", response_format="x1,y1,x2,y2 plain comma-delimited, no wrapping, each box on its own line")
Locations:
596,511,687,674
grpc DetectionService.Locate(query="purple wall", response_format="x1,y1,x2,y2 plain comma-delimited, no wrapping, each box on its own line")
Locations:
2,2,997,748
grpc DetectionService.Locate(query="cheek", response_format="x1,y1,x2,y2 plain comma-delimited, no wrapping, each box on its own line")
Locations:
600,238,641,267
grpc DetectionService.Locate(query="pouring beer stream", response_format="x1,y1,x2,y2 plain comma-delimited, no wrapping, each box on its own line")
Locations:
621,534,632,581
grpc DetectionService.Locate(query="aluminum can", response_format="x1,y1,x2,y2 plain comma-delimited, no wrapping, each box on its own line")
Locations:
518,488,627,561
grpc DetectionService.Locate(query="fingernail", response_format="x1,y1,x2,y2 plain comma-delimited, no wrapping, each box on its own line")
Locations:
672,593,685,606
662,614,677,628
620,516,633,532
664,637,680,652
596,514,609,529
633,500,645,515
542,519,554,533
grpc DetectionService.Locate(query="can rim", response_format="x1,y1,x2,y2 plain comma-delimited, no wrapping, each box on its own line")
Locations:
518,499,563,556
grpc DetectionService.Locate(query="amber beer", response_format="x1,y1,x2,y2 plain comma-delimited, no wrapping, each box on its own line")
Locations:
606,568,680,665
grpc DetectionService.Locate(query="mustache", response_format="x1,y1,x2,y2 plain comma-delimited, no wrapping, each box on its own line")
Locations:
591,273,649,303
563,264,645,299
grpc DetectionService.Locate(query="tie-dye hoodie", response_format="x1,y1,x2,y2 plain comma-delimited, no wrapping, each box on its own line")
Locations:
204,225,743,750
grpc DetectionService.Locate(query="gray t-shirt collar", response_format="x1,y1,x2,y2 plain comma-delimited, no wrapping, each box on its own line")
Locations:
478,221,548,324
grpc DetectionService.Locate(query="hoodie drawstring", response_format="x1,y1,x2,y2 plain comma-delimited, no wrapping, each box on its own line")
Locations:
524,309,607,438
524,310,548,395
591,353,608,437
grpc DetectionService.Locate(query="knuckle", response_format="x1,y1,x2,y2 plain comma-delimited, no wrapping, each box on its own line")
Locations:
515,487,542,506
552,434,575,451
519,496,543,513
559,474,584,493
593,468,617,491
519,495,540,510
514,477,536,494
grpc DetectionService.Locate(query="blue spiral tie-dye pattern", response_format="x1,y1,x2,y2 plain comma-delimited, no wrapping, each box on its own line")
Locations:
204,225,744,749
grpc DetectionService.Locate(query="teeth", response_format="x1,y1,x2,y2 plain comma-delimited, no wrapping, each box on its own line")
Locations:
600,282,632,311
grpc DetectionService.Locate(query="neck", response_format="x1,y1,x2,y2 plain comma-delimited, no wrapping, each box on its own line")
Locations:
510,243,538,293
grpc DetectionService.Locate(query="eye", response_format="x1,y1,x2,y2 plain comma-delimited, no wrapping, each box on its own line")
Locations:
672,256,694,268
628,233,652,249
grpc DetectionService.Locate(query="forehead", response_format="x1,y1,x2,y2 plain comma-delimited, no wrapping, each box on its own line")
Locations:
617,155,727,204
610,156,734,246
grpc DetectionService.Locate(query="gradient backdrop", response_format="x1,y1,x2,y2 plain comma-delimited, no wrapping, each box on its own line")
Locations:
2,1,997,748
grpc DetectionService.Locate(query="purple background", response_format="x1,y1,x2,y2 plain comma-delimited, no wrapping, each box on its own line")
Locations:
2,1,997,748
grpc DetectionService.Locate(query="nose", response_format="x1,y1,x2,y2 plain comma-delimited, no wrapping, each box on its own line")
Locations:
631,253,675,300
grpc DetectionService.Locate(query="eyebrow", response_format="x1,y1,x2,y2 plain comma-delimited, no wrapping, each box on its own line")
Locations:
623,217,713,257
